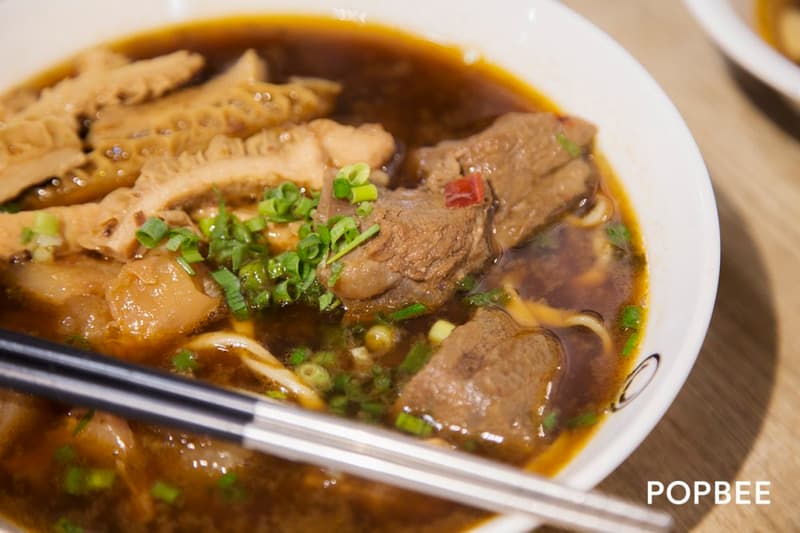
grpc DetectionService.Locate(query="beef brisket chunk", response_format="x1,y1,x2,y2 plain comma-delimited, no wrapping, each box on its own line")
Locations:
411,112,598,249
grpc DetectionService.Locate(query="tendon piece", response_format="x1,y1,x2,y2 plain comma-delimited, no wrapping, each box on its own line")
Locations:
13,50,204,120
0,255,120,306
25,58,340,207
106,255,222,346
0,116,85,203
80,120,395,260
74,48,131,73
87,49,269,142
0,89,37,123
0,203,104,261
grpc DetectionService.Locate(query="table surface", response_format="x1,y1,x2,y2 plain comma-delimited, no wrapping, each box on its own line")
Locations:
559,1,800,531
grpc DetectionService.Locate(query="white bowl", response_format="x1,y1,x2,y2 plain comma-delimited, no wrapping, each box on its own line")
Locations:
0,1,720,531
684,0,800,106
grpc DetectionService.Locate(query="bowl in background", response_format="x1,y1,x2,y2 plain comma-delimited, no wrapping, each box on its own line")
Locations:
0,1,720,531
684,0,800,108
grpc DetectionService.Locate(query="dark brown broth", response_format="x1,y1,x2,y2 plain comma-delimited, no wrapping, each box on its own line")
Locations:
0,16,646,533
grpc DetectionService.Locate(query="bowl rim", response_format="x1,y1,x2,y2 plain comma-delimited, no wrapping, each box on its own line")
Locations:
684,0,800,102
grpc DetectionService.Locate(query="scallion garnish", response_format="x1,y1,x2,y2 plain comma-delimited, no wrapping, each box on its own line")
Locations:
356,201,373,218
566,411,599,428
389,303,427,321
150,480,181,504
542,411,558,431
349,183,378,204
556,132,582,157
398,341,433,374
328,261,344,288
72,410,94,437
463,288,510,307
606,222,632,249
336,162,371,185
54,444,76,464
620,305,642,330
327,223,380,264
54,517,83,533
288,347,311,366
332,178,351,199
455,275,477,292
622,331,639,357
0,202,20,214
395,412,433,437
211,268,248,320
172,349,198,373
135,217,169,248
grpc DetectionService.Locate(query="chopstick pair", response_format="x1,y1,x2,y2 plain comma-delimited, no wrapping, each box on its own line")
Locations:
0,329,672,533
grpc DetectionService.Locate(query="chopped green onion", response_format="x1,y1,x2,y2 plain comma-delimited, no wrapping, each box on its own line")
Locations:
328,261,344,288
63,466,85,495
329,395,348,415
622,331,639,357
542,411,558,431
292,196,315,219
72,410,94,437
150,480,181,504
54,444,76,464
135,217,168,248
620,305,642,330
297,234,324,264
606,222,631,249
0,202,20,213
428,320,456,345
180,244,204,264
288,347,311,366
372,367,392,393
212,268,248,320
360,401,386,417
395,412,433,437
336,162,371,186
318,291,339,311
332,178,351,199
20,226,34,244
349,183,378,204
455,276,477,292
566,411,599,428
64,335,90,350
329,216,359,250
85,469,116,491
266,389,287,400
399,341,433,374
217,471,246,501
33,211,59,237
198,217,215,238
172,349,198,373
389,303,427,321
327,223,380,264
54,517,83,533
356,201,373,218
175,256,196,276
312,351,337,367
556,132,582,157
296,362,333,392
464,288,510,307
244,216,266,233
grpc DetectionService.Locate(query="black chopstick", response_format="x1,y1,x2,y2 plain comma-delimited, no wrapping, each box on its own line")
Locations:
0,328,256,423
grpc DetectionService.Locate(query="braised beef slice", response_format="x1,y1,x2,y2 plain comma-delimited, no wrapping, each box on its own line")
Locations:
318,187,493,321
411,112,598,249
395,308,563,462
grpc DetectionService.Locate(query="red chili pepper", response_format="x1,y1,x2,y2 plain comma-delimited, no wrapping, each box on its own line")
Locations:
444,172,485,208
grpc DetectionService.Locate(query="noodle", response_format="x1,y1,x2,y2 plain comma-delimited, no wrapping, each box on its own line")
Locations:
503,284,613,354
183,332,325,410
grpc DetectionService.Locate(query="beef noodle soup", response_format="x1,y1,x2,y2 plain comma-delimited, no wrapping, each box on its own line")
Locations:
757,0,800,63
0,17,647,533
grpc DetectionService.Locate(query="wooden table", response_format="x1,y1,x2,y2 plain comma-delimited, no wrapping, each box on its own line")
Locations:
558,1,800,531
